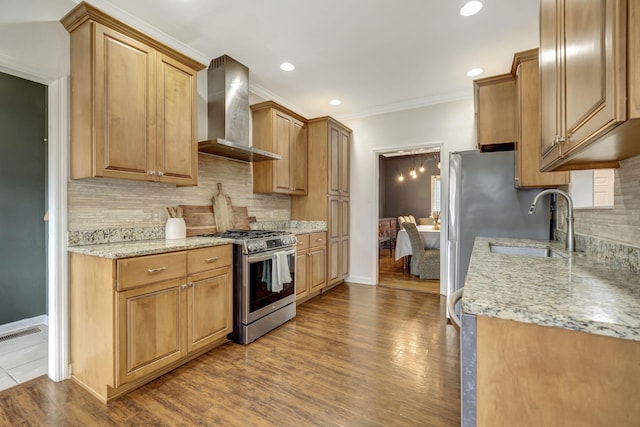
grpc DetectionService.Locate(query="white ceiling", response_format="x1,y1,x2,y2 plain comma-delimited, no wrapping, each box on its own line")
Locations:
1,0,539,120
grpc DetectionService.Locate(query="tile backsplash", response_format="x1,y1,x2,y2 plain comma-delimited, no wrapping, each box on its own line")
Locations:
556,154,640,247
555,153,640,271
68,154,291,231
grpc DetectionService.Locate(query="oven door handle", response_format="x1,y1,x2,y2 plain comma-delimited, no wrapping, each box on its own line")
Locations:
247,247,296,262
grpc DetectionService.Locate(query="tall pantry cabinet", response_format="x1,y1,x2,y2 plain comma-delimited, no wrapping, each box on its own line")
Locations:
291,117,351,288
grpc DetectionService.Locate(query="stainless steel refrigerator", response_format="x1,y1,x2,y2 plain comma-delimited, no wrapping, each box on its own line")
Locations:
447,150,552,297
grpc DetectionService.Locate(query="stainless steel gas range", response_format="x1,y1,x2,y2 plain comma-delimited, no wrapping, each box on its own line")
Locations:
207,229,297,344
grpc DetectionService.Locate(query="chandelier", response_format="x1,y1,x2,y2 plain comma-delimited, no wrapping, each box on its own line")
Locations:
398,151,440,182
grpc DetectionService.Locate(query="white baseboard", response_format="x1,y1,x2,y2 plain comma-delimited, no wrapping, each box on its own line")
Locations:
0,315,48,336
345,275,375,286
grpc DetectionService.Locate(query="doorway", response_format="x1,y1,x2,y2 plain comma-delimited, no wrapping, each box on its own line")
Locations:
376,146,442,294
0,71,48,390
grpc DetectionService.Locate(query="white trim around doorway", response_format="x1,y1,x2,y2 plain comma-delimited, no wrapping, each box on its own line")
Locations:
372,142,449,296
0,63,70,382
47,77,70,382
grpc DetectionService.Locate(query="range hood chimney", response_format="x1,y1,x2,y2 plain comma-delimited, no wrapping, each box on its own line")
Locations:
198,55,281,162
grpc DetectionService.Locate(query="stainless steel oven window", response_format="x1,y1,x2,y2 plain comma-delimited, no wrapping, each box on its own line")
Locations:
242,247,296,324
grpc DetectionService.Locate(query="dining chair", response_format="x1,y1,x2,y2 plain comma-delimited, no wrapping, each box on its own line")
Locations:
397,216,406,229
418,217,435,225
402,222,440,280
378,222,392,258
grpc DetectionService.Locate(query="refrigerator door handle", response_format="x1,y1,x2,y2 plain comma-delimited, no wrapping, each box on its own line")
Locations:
448,288,464,331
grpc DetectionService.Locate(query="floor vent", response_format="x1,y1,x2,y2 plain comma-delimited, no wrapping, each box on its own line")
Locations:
0,327,41,343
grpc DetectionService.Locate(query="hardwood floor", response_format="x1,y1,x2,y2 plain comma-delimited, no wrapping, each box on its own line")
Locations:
378,249,441,294
0,284,460,426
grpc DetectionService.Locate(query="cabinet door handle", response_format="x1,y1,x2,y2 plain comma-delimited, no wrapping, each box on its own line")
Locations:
147,266,166,273
158,171,164,177
552,136,565,146
149,170,156,176
205,257,219,263
188,282,194,287
181,284,188,289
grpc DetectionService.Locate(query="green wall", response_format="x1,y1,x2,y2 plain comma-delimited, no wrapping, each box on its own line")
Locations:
0,71,47,325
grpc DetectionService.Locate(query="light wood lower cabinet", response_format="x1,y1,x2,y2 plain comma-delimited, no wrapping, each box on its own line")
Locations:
187,267,233,353
295,232,327,303
476,316,640,426
117,278,186,386
70,244,232,403
328,196,349,286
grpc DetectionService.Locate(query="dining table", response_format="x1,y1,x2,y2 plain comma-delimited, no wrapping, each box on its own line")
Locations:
395,224,441,261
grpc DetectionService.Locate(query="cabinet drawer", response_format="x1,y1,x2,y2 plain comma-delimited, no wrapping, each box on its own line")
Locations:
296,234,310,251
117,252,187,291
309,232,327,249
187,245,232,275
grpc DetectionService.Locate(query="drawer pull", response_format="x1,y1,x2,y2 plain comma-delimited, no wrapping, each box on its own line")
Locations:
205,257,219,263
147,267,167,274
315,238,323,242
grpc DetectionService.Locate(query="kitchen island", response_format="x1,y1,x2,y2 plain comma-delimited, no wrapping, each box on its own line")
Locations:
461,237,640,427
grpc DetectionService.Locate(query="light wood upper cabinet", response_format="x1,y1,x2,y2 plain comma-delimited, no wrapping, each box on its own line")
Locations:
61,2,203,185
328,123,350,196
156,54,200,184
512,49,569,188
473,74,517,150
540,0,640,171
252,101,308,195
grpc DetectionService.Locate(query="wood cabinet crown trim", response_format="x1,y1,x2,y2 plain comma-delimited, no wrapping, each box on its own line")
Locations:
60,2,205,71
250,100,308,123
510,48,539,77
307,116,353,133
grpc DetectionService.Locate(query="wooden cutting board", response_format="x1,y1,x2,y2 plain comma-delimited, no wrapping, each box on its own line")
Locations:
179,205,217,237
233,206,257,230
212,183,234,233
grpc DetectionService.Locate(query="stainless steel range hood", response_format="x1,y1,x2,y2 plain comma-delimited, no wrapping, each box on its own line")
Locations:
198,55,281,162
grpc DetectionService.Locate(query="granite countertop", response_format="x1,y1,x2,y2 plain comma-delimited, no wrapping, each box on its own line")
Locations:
68,236,235,259
462,237,640,341
283,227,327,235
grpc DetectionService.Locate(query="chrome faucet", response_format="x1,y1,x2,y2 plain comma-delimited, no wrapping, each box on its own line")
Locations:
529,189,575,252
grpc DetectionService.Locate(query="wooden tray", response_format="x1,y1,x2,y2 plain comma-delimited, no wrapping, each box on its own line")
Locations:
179,205,217,237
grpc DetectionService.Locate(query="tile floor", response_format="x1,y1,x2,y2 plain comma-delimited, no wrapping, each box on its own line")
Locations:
0,325,48,392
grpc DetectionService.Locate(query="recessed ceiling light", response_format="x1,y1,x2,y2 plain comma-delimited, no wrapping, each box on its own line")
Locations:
280,62,295,71
460,1,483,17
466,68,484,77
330,99,342,106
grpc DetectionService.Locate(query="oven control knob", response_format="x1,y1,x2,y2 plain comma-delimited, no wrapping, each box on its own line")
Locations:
281,236,293,246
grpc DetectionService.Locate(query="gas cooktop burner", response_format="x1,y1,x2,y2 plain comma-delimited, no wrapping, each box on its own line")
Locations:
206,229,288,239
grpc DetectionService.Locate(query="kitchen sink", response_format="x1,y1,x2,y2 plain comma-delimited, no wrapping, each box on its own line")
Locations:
489,244,568,258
